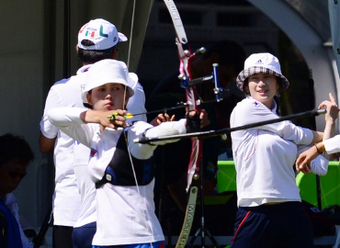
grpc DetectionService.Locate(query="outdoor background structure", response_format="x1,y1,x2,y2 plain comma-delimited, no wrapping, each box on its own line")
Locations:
0,0,338,240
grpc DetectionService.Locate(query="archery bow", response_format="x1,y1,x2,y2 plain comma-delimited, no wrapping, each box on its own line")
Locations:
162,1,202,247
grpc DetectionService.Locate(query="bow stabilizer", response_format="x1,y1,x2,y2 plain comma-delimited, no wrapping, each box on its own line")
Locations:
134,108,327,143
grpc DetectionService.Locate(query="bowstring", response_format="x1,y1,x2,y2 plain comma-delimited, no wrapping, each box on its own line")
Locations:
126,0,136,69
123,0,154,246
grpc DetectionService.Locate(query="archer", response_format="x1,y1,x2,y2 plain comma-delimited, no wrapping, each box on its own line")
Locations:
46,59,209,248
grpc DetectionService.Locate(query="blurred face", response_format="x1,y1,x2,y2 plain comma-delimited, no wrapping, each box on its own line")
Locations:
0,159,27,195
87,83,129,111
246,73,279,108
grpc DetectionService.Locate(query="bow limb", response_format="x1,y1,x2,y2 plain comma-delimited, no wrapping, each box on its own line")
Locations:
163,0,188,45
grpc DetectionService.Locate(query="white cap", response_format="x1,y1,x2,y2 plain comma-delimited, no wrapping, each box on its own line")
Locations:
78,18,127,50
82,59,136,104
236,53,290,91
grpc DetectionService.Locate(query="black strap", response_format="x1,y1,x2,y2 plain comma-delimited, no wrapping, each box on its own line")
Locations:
96,167,116,188
96,132,154,188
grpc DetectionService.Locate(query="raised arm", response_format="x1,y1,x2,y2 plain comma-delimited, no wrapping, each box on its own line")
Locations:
296,93,339,173
81,109,128,131
47,107,127,147
320,93,338,141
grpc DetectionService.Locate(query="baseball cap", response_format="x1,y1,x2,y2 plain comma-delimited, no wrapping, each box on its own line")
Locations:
78,18,128,51
236,53,290,91
82,59,135,104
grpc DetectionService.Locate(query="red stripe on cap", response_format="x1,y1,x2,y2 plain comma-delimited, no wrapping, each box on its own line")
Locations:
79,24,88,33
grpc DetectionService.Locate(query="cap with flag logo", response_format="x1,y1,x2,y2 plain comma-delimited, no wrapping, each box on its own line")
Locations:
78,18,127,51
236,53,290,91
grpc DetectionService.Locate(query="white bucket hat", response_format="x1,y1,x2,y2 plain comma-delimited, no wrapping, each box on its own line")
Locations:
236,53,290,91
78,18,127,51
82,59,135,104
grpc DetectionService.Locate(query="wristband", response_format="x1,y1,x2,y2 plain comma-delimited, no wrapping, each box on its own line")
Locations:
314,142,324,154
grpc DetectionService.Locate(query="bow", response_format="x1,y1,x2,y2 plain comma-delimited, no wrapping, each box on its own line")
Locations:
162,1,203,247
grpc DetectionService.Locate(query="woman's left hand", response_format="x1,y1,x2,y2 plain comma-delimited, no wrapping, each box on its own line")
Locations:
319,92,338,124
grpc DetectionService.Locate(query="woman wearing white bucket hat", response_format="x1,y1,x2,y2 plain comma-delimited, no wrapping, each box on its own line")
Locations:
46,59,209,248
229,53,338,247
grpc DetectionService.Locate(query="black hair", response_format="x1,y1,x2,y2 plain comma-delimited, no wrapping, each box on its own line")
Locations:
83,89,93,109
77,39,115,64
0,133,34,167
202,40,246,73
242,78,249,95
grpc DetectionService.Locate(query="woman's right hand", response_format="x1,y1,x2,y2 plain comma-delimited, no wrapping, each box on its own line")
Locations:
82,109,127,131
319,92,338,124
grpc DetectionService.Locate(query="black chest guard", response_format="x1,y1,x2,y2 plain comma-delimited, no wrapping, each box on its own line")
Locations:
95,132,154,188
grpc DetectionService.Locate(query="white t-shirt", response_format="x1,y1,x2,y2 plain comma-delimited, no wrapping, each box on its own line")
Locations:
47,107,187,246
39,65,90,226
72,142,94,228
324,134,340,154
230,96,315,207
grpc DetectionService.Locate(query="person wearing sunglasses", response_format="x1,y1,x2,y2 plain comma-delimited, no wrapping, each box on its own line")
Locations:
0,133,34,248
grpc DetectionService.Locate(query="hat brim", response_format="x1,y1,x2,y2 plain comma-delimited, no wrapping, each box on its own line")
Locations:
236,66,290,91
81,77,135,104
118,32,128,42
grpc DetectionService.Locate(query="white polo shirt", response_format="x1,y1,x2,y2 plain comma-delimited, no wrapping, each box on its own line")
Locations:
39,65,91,226
230,96,314,207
